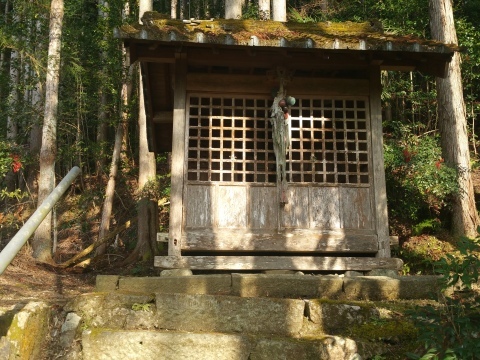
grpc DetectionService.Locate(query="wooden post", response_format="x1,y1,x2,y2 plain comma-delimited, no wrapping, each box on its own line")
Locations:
168,53,187,257
370,65,390,258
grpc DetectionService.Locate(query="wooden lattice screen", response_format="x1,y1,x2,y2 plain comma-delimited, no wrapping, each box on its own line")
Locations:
187,95,370,185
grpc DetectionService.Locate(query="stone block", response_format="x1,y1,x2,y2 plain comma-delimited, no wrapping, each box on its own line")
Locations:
343,276,441,300
366,269,399,278
6,302,50,360
306,300,379,334
160,269,193,277
95,275,119,292
118,275,232,295
82,329,361,360
154,293,305,336
232,274,344,299
82,330,253,360
250,336,359,360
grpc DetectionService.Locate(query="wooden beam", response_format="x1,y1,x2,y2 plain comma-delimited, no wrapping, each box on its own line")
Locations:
154,255,403,271
168,53,187,256
182,229,378,253
186,73,369,96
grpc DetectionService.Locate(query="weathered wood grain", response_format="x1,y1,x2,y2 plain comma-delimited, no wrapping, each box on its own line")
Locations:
282,187,309,228
186,74,369,96
370,66,391,257
155,255,403,271
185,185,213,227
340,187,373,230
182,229,377,252
310,187,341,229
168,54,187,256
216,185,247,228
249,186,278,229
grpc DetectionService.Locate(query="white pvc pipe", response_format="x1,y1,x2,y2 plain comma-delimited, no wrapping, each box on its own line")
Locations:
0,166,81,274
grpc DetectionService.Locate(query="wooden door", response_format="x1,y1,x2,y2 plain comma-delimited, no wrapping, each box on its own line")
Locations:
182,94,378,254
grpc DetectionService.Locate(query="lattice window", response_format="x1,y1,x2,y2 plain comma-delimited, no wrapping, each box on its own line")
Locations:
187,95,370,185
187,95,276,183
288,98,370,185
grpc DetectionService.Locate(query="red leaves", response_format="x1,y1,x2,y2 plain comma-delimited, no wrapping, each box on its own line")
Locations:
435,158,444,169
10,154,22,173
403,148,412,163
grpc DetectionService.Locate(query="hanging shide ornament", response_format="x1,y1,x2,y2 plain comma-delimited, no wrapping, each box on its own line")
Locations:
270,67,294,206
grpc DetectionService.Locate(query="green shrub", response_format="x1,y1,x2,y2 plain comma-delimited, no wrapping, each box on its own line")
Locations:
407,234,480,359
384,124,458,234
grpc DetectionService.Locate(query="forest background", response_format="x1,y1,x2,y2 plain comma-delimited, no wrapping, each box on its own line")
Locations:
0,0,480,271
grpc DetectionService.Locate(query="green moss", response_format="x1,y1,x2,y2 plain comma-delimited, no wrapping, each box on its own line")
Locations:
349,318,418,341
118,11,459,52
311,297,376,310
7,303,50,360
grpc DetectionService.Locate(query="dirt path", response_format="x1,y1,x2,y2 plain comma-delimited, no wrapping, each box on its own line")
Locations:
0,249,95,306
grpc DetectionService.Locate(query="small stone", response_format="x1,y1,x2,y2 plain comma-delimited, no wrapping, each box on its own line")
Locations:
96,275,119,291
160,269,193,277
61,313,82,333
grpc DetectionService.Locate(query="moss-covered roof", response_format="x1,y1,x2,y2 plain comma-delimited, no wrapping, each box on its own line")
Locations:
116,11,458,54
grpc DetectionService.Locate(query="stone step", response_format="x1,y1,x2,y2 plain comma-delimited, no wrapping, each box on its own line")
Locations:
96,273,443,301
66,292,379,337
82,329,360,360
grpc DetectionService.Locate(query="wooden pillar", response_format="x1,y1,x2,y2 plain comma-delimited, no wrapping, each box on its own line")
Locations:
168,53,187,257
370,65,390,258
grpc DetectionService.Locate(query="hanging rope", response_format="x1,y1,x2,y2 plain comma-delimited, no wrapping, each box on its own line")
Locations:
270,68,292,205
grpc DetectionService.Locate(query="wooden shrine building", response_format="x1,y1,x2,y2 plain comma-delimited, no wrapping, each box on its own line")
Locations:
116,12,457,272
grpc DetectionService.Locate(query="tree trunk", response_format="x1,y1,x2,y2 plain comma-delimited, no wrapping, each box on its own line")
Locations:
33,0,64,263
4,48,19,194
171,0,177,19
225,0,242,19
96,0,109,176
26,18,45,197
272,0,287,22
429,0,479,238
96,13,135,256
258,0,270,20
134,0,158,262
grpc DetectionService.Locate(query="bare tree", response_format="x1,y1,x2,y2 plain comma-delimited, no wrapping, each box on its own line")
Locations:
134,0,158,261
225,0,242,19
171,0,177,19
272,0,287,21
429,0,479,238
32,0,64,263
96,0,135,257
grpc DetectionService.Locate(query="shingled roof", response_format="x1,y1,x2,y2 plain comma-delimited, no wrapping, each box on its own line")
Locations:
115,11,458,77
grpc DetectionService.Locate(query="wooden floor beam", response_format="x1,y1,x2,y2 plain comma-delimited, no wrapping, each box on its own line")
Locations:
155,255,403,271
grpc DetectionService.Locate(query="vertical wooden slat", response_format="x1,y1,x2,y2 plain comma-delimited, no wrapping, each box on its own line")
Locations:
369,65,390,257
282,186,309,228
249,186,278,229
341,187,373,230
168,53,187,256
310,187,341,229
185,185,213,227
217,186,247,228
